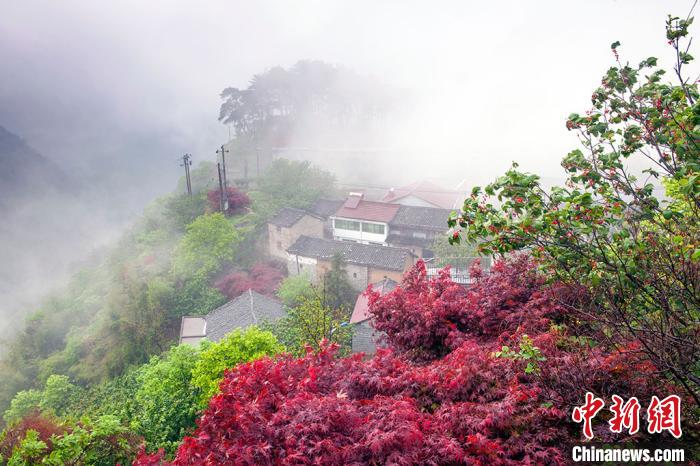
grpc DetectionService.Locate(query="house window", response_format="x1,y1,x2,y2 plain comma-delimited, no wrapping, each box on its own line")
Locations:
334,219,361,231
362,222,385,235
412,231,427,239
277,241,282,250
353,272,357,278
276,226,282,233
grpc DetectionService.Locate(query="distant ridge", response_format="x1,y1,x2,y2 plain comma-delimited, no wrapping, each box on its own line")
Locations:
0,125,71,209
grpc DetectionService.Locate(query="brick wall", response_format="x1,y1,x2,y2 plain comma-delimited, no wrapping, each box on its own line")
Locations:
268,215,324,260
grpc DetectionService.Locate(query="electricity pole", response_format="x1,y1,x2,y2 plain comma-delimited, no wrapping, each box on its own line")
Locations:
216,144,230,190
217,162,225,212
180,153,193,196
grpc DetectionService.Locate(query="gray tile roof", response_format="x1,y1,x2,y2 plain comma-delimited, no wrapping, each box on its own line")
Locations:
205,289,286,342
287,236,411,271
351,320,385,354
386,233,434,249
269,207,310,228
390,205,452,231
308,199,344,218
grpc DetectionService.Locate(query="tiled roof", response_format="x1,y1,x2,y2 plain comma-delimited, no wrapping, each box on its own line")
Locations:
204,289,286,342
381,180,465,209
287,236,411,271
350,278,397,324
333,199,400,223
390,205,452,231
351,320,385,355
269,207,311,227
386,233,434,249
307,199,344,218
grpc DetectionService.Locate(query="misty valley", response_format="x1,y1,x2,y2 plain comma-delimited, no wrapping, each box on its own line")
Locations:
0,2,698,465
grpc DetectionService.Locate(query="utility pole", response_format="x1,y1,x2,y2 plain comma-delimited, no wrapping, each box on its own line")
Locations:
216,144,230,190
180,153,193,196
217,162,225,213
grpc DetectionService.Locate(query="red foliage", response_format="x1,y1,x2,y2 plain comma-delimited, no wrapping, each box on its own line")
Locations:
214,262,286,299
207,186,250,216
368,256,557,360
0,411,67,460
135,256,673,465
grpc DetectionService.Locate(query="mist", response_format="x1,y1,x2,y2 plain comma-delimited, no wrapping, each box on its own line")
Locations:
0,0,695,330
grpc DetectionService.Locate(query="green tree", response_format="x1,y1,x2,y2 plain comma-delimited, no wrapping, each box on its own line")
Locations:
191,328,283,405
321,254,356,312
451,15,700,405
276,273,315,308
131,345,200,455
266,293,352,356
256,159,336,211
3,391,42,425
38,375,80,418
6,416,141,466
172,213,240,278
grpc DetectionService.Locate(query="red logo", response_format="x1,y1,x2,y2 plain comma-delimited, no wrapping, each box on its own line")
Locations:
572,392,682,439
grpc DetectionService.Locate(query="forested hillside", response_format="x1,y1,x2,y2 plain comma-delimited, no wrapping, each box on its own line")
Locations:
0,157,342,463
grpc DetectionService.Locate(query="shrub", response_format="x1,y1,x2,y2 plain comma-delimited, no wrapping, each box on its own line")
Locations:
214,262,286,299
206,186,250,216
190,327,283,404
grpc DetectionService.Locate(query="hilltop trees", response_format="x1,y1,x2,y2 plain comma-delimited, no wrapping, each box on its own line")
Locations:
218,60,391,146
450,14,700,405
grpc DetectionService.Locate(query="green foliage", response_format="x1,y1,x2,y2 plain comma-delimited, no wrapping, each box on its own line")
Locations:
172,213,240,278
7,429,47,466
162,192,208,232
320,254,357,312
276,273,315,308
493,335,546,374
256,159,336,212
178,161,217,195
266,294,352,356
38,375,80,418
3,391,42,425
6,416,141,466
430,235,479,268
132,345,200,455
191,328,283,404
452,15,700,404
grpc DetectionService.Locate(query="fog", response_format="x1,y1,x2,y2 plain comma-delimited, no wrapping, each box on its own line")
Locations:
0,0,694,330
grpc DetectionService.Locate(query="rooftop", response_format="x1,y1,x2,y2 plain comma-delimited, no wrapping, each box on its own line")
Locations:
381,180,465,209
269,207,314,228
333,198,401,223
202,289,286,342
390,205,453,231
307,198,344,218
350,278,397,324
287,236,412,271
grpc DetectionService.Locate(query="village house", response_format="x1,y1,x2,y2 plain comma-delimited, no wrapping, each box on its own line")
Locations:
267,207,324,260
350,277,397,355
307,198,344,237
382,180,465,209
330,193,400,245
286,235,414,291
386,205,453,258
179,289,286,346
328,193,452,258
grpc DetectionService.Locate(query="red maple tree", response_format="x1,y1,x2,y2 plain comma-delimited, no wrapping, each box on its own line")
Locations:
135,256,677,465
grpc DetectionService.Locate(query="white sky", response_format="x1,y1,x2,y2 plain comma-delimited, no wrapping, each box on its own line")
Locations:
0,0,698,326
2,0,697,190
